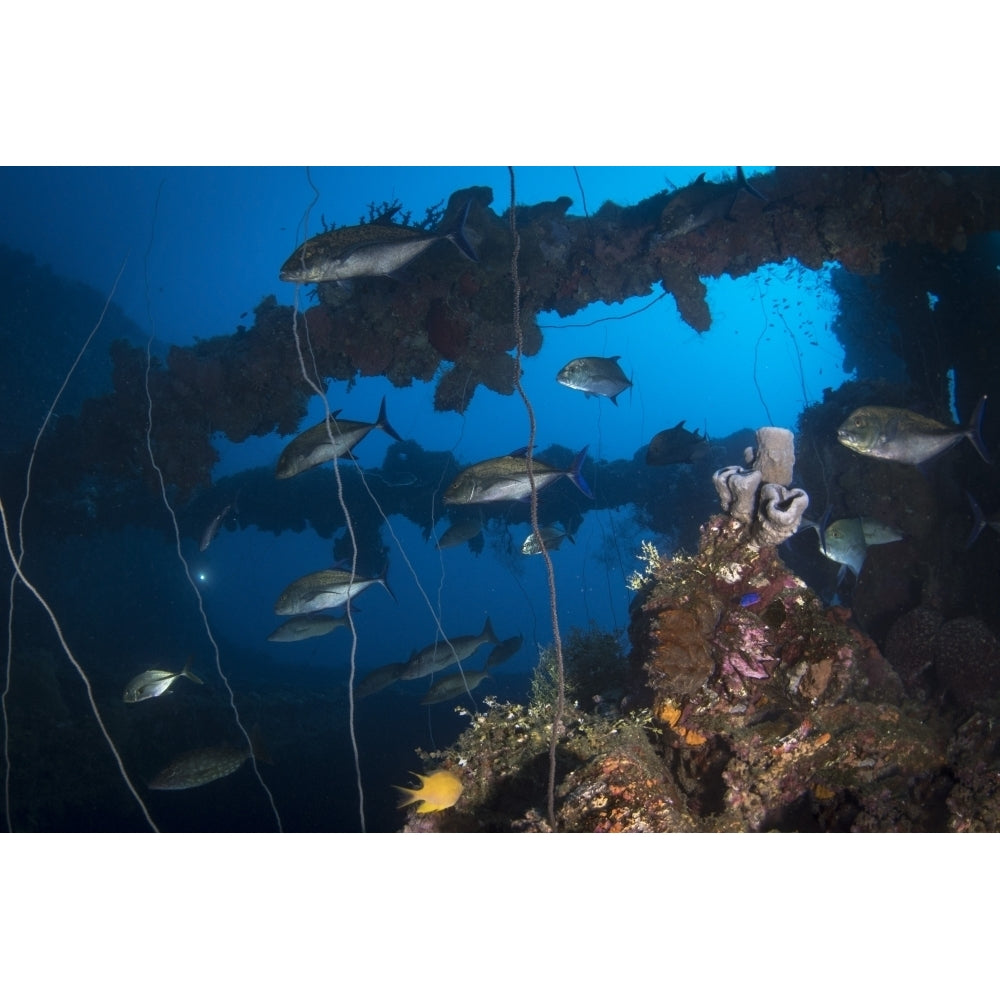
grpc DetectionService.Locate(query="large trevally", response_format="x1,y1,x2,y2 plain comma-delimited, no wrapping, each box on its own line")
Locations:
279,201,478,283
274,567,392,616
420,667,491,706
276,397,402,479
443,446,593,505
837,396,990,465
267,612,348,643
399,616,499,681
556,356,632,405
123,659,203,703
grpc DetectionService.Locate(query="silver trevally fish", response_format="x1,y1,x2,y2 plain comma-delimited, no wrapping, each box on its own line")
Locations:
267,612,348,643
443,446,594,504
276,397,402,479
435,517,484,549
399,616,499,681
804,516,903,579
124,659,203,703
279,201,478,283
521,524,575,555
837,395,990,464
274,566,392,615
355,660,408,699
556,356,632,405
420,667,491,706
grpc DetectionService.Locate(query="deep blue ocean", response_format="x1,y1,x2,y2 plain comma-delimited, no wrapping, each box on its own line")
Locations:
0,166,852,832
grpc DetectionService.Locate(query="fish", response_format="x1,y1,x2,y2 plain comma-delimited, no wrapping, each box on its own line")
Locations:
148,733,267,791
836,395,990,465
279,200,478,283
645,420,712,465
123,659,203,703
804,515,903,579
521,524,575,555
266,612,348,642
435,516,484,549
199,493,239,552
443,446,594,504
485,633,523,669
420,667,491,705
399,615,499,681
393,769,464,813
276,397,402,479
659,166,768,239
556,356,632,405
274,566,392,615
355,660,407,699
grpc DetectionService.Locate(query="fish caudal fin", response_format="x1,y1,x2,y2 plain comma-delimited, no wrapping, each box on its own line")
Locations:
375,396,403,443
481,615,499,645
446,200,479,263
568,446,594,500
182,665,205,686
965,491,986,549
966,395,991,463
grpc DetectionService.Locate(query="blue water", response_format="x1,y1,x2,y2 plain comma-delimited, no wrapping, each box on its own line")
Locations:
0,166,851,832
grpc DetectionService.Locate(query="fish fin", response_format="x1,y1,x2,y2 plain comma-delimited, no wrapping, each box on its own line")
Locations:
181,664,204,686
566,531,576,545
445,199,479,263
379,565,397,603
568,446,594,500
817,504,832,555
482,615,499,645
608,394,618,407
737,166,768,204
966,394,991,463
509,445,530,458
965,491,986,549
375,396,403,443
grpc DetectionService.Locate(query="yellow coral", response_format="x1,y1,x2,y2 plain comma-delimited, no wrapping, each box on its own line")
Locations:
628,540,663,591
393,769,464,813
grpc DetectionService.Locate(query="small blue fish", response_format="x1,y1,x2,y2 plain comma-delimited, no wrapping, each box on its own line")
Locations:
739,593,761,608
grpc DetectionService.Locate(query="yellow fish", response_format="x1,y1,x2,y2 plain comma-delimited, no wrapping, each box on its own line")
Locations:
393,769,463,814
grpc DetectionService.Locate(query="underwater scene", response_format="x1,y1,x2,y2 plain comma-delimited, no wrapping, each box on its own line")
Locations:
3,165,1000,833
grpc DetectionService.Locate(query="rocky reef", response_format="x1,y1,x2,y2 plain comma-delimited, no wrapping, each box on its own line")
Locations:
400,430,1000,832
12,167,1000,502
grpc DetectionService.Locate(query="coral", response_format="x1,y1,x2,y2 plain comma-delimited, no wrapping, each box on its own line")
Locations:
745,426,796,487
933,616,1000,710
713,466,762,524
712,426,809,546
753,483,810,546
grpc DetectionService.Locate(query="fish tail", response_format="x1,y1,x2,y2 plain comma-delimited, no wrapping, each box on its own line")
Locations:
965,491,986,549
737,165,768,204
446,200,479,263
375,396,403,442
966,394,991,463
567,445,594,499
182,665,204,686
378,564,398,604
482,615,499,645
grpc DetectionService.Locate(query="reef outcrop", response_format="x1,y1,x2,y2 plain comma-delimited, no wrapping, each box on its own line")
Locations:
13,167,1000,501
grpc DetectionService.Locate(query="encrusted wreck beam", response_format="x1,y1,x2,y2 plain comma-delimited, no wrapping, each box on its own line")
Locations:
27,167,1000,499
